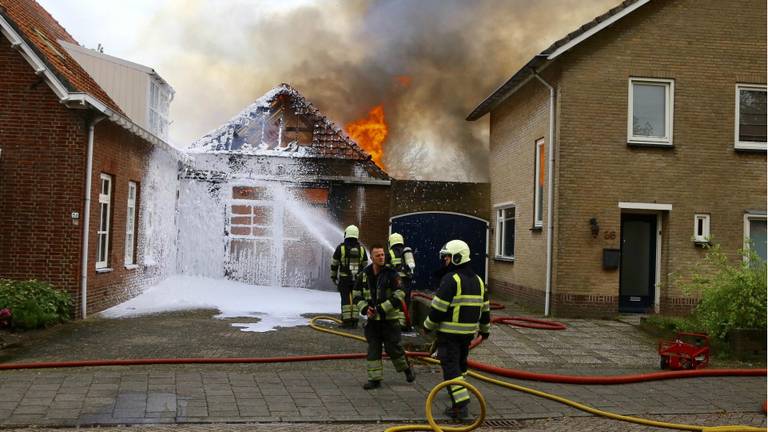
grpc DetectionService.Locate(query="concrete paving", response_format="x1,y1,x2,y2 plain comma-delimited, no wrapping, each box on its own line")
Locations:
0,302,763,429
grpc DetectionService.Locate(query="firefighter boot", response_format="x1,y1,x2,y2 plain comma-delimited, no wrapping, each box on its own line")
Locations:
363,380,381,390
444,403,469,419
404,367,416,383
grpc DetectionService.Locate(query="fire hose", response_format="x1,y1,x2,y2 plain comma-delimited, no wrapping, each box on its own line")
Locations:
308,315,766,432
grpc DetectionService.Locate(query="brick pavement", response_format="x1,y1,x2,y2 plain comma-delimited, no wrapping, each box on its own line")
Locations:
0,306,764,428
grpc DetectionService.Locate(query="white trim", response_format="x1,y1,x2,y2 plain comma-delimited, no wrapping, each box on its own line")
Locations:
734,84,767,150
95,173,112,269
534,138,545,227
627,78,674,145
693,213,711,243
547,0,650,60
618,202,672,211
124,181,137,265
494,204,516,260
390,211,489,224
743,213,767,260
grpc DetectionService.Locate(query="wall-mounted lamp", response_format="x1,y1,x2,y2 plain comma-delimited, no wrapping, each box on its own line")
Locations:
589,217,600,239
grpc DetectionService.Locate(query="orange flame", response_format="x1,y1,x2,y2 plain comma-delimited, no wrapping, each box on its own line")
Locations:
346,105,388,169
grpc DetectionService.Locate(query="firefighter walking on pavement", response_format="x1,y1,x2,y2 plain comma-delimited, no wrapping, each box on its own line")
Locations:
423,239,490,419
353,244,416,389
385,233,416,331
330,225,369,329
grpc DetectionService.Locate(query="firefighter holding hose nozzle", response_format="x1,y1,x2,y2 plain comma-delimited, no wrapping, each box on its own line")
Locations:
330,225,369,329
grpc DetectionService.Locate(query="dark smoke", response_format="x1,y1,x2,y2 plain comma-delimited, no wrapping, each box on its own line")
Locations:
141,0,616,181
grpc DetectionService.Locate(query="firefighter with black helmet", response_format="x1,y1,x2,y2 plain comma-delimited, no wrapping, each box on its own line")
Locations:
330,225,369,329
353,244,415,389
385,232,416,331
423,239,490,419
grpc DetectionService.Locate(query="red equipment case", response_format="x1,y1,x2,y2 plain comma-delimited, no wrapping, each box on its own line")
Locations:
658,332,710,370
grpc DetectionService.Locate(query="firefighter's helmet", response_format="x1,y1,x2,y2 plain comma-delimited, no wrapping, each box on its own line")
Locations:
344,225,359,239
388,232,404,247
439,240,471,265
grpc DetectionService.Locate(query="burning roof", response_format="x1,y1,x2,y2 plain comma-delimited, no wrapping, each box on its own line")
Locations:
188,83,388,179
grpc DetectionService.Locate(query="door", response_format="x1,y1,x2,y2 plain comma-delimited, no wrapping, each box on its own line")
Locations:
390,212,488,291
619,213,657,313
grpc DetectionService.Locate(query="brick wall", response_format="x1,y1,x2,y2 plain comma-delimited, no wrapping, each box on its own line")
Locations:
488,0,767,317
0,37,87,308
330,183,391,247
487,71,555,309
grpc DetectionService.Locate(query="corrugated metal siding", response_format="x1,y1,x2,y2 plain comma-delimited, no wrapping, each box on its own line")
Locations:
65,48,150,128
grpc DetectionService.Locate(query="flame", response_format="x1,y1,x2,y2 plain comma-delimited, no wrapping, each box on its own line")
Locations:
394,75,412,87
346,105,388,169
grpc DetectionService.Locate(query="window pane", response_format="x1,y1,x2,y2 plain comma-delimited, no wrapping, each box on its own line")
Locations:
749,219,767,262
100,204,108,229
633,83,666,137
739,89,767,143
98,234,106,262
504,217,515,257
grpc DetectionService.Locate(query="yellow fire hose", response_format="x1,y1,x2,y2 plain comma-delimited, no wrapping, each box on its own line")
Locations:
309,316,765,432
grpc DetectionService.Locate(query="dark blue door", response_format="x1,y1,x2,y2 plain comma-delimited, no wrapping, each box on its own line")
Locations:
390,212,488,291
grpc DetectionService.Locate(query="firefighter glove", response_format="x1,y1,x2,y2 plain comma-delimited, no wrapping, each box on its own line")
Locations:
480,332,490,340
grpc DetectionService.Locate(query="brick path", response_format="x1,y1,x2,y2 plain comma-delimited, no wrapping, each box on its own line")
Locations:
0,304,763,428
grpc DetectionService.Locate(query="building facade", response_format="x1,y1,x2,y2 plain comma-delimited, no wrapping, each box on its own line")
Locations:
469,0,767,317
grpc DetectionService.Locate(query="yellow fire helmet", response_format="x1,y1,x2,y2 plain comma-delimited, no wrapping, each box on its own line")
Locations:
388,232,404,247
344,225,359,239
440,239,471,265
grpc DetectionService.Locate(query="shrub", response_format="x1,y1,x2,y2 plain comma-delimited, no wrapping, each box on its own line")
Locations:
680,244,767,340
0,279,72,330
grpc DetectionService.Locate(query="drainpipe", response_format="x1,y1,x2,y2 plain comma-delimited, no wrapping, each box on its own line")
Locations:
532,70,555,317
80,115,105,319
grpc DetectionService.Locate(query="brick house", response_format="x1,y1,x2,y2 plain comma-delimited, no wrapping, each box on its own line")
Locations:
0,0,180,318
180,84,391,290
467,0,767,316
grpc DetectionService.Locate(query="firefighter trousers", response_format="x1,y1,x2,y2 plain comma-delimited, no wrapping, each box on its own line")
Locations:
337,279,358,324
364,319,409,381
436,332,474,407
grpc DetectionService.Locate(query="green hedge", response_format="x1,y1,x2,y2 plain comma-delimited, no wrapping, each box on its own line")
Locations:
0,279,72,330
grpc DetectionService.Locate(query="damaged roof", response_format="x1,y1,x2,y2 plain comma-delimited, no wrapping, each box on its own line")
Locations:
467,0,649,121
189,83,389,179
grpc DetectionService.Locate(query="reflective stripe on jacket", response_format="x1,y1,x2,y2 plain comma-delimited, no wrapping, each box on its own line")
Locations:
424,265,491,335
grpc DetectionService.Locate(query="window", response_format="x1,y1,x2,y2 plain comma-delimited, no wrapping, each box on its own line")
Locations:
495,204,515,260
693,214,710,244
735,85,767,150
125,181,138,266
744,214,767,263
534,139,545,227
149,79,170,140
96,174,112,269
628,78,674,145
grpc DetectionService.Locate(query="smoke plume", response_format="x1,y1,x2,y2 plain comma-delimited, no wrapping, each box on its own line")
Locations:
138,0,616,181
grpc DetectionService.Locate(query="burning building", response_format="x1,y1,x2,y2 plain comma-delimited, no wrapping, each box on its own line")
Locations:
179,84,392,290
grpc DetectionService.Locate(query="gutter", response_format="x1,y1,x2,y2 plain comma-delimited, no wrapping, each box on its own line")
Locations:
80,115,105,319
532,70,556,317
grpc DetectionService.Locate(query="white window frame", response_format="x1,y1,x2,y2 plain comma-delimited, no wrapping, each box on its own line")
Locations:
494,203,516,260
627,77,674,145
148,79,170,140
534,138,545,227
124,181,137,266
96,173,112,269
734,84,767,150
743,213,767,261
693,214,710,244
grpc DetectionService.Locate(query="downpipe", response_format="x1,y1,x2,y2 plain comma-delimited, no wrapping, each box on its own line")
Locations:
79,115,105,319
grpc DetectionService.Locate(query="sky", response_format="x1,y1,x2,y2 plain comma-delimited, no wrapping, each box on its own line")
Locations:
37,0,617,181
100,275,339,332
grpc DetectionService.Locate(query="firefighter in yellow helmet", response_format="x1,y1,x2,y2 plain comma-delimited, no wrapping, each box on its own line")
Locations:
330,225,369,328
423,240,490,419
385,232,416,331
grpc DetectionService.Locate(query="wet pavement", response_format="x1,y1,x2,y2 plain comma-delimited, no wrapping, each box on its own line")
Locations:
0,301,763,429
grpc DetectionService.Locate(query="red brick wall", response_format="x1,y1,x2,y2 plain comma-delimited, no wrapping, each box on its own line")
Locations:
0,36,86,310
86,122,160,315
330,183,391,247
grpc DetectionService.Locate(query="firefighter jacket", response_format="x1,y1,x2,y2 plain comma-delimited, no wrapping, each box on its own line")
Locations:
423,264,491,335
386,244,413,279
352,265,405,321
330,239,368,282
